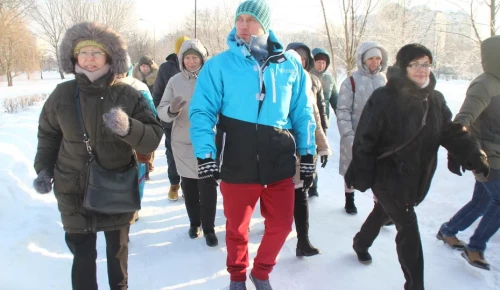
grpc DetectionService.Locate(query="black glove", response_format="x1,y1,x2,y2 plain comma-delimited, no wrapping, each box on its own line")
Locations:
320,155,328,168
300,154,315,189
197,158,219,186
33,169,53,194
447,153,465,176
471,151,490,178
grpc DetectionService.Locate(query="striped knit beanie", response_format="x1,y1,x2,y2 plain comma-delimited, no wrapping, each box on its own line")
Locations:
235,0,271,33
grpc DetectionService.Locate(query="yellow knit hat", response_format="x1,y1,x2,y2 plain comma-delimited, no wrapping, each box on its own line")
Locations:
175,36,190,55
73,40,109,57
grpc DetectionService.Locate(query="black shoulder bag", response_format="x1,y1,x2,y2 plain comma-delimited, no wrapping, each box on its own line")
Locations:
75,87,141,214
377,98,429,160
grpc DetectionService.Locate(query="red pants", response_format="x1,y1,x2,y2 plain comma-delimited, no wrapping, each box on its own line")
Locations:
221,178,295,282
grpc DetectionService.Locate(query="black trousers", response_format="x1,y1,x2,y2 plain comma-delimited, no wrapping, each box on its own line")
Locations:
181,177,217,234
294,187,309,240
65,226,130,290
353,193,424,290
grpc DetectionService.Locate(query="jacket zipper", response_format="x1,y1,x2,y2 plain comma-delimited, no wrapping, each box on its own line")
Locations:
220,132,227,167
270,68,276,103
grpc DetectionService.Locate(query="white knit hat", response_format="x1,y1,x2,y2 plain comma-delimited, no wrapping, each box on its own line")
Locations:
363,47,382,62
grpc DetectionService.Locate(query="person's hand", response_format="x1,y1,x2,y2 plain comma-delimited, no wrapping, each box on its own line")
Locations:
102,107,130,136
300,154,315,189
169,96,187,114
33,169,52,194
197,158,219,186
447,153,465,176
320,155,328,168
472,150,490,178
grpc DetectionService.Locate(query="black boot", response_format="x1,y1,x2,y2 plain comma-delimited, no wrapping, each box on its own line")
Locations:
188,226,201,239
296,237,320,257
353,244,372,265
204,232,218,247
308,187,319,198
345,192,358,215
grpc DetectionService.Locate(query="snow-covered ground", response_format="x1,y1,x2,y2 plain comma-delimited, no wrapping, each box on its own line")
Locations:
1,77,498,290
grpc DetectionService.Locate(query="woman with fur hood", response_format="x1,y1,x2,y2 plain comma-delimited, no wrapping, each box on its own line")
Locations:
156,39,219,247
337,41,388,215
286,42,332,257
345,44,489,290
133,55,159,94
32,22,163,290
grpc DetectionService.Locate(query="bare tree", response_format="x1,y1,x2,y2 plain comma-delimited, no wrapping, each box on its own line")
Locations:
319,0,336,78
335,0,381,76
446,0,499,43
30,0,67,79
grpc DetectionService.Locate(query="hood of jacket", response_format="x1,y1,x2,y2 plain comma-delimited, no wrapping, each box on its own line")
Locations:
481,35,500,79
226,27,284,60
312,48,331,73
356,42,388,76
285,42,314,72
166,53,177,62
177,39,209,78
132,61,159,86
59,22,130,75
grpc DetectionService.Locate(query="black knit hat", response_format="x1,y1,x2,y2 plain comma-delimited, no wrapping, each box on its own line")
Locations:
395,44,433,71
139,55,153,66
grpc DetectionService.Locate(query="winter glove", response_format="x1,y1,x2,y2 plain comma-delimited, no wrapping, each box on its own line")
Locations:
300,154,315,189
344,165,355,190
168,96,187,114
33,169,53,194
344,164,371,192
447,153,465,176
103,107,130,137
471,150,490,178
197,158,219,187
320,155,328,168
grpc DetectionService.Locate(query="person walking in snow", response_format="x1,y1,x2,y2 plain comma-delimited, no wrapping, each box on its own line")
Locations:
337,41,388,215
437,35,500,271
286,42,332,257
311,47,338,117
133,55,158,94
152,36,190,201
32,22,163,290
157,39,219,247
287,42,328,199
189,1,316,289
116,62,158,210
345,43,490,290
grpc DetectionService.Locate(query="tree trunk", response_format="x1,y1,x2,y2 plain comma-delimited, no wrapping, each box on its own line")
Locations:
320,0,336,79
58,69,65,79
491,0,496,37
7,71,13,87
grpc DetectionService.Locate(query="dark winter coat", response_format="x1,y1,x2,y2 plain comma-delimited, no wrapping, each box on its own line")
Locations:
152,53,181,129
346,67,484,206
454,35,500,181
34,22,163,234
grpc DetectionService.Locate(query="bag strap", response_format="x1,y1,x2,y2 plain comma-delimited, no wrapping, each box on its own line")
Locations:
350,76,356,95
377,98,429,160
74,86,94,159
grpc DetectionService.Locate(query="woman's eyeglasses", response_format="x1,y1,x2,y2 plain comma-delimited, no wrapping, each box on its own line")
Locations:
78,51,106,59
408,63,432,70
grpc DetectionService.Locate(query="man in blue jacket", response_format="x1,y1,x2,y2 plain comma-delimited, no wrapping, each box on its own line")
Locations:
189,1,316,289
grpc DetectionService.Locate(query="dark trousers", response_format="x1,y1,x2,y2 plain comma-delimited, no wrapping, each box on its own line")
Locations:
294,188,309,239
65,226,130,290
181,177,217,234
353,194,424,290
164,127,180,185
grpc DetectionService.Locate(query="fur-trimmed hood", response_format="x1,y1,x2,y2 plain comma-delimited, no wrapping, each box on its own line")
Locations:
59,22,130,75
132,61,159,86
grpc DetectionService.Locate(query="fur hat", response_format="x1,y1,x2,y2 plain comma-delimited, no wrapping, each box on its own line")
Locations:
395,44,433,73
175,36,190,55
59,22,129,74
235,0,271,33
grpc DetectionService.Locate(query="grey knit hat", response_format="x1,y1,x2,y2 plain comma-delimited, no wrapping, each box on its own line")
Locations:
235,0,271,33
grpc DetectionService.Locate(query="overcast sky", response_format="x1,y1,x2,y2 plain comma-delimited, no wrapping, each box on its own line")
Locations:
135,0,485,36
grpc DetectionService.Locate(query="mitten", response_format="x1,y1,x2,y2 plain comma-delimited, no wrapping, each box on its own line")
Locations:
33,169,53,194
320,155,328,168
169,96,187,114
102,107,130,136
471,150,490,177
447,153,465,176
300,154,315,189
197,158,219,187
